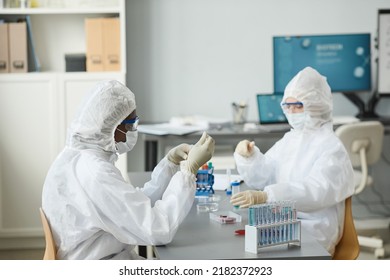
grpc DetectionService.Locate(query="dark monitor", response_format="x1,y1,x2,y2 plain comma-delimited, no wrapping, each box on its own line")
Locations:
273,33,372,93
256,94,287,124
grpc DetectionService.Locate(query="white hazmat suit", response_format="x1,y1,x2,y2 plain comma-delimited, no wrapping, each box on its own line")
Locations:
234,67,355,254
42,80,207,259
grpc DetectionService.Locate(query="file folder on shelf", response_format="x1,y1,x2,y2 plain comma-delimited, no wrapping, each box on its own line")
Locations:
85,18,104,71
0,23,9,73
26,15,41,72
9,22,28,73
102,18,120,71
85,17,120,72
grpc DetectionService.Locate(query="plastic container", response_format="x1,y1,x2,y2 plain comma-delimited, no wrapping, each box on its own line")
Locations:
232,102,248,124
225,168,232,195
231,181,241,209
231,181,241,196
195,162,215,197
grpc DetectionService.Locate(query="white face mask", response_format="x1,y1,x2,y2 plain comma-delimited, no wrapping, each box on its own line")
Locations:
286,112,306,130
115,129,138,154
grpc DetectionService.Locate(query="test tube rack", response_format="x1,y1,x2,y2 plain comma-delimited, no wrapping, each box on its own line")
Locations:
195,166,215,197
245,221,301,254
244,201,301,254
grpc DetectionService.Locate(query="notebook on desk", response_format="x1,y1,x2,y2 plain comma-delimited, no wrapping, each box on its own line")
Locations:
256,94,291,132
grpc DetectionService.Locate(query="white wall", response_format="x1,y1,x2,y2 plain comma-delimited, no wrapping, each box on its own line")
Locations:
126,0,390,123
125,1,390,215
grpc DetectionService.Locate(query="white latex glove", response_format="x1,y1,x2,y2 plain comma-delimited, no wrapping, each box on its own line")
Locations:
230,190,267,208
182,132,215,175
167,143,191,165
235,140,255,157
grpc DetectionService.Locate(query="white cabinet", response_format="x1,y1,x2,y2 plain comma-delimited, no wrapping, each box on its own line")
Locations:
0,74,58,248
0,1,127,249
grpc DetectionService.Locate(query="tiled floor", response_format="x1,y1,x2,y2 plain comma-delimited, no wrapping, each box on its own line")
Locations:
355,225,390,260
353,202,390,260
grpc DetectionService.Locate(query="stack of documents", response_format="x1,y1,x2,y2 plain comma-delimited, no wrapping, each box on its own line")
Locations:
138,123,204,136
138,115,231,135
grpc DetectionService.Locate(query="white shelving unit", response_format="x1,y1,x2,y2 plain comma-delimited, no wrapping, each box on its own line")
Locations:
0,2,126,72
0,0,127,249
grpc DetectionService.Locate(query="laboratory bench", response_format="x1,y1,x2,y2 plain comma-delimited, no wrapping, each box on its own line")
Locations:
128,171,332,260
141,124,286,171
140,122,390,171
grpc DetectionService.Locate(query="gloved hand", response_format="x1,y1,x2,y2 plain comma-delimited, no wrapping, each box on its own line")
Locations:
182,132,215,175
235,140,255,157
230,190,267,208
167,143,191,165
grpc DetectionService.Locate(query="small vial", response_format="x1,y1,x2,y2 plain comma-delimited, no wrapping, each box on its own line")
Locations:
231,181,241,209
231,181,241,195
225,168,232,195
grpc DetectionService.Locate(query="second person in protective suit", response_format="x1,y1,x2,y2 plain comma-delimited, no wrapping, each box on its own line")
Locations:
231,67,355,255
42,80,215,260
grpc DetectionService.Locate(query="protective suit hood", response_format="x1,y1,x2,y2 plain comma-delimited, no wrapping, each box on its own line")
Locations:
282,67,333,131
66,80,136,153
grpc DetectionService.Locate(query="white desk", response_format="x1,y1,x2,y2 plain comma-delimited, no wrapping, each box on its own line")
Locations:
129,171,332,260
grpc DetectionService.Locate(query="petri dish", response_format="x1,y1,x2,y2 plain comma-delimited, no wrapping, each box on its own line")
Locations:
197,195,221,203
197,202,219,213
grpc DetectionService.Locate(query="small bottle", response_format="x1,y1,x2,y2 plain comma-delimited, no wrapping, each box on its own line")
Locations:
231,181,241,196
231,181,241,209
225,168,232,195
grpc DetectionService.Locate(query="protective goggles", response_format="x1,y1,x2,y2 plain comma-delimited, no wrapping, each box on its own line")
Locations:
121,116,139,131
281,102,304,111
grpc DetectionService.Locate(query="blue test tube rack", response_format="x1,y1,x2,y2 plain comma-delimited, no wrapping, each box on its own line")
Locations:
244,201,301,254
195,163,215,197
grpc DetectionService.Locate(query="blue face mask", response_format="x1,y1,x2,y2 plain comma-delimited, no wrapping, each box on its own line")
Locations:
115,129,138,154
286,112,306,130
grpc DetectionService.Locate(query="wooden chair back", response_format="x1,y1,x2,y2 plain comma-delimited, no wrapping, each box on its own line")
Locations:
333,197,360,260
39,207,57,260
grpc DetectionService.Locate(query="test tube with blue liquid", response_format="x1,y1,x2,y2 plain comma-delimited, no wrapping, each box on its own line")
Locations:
225,169,232,195
231,181,241,209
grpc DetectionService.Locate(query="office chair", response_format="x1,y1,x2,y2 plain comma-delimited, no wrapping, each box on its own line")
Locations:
39,207,57,260
335,120,385,258
333,197,360,260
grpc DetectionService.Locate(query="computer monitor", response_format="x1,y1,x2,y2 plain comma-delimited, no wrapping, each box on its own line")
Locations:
273,33,372,94
256,94,287,124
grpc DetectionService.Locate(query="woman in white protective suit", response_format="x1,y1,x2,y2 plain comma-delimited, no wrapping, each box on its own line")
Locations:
42,80,215,260
231,67,355,255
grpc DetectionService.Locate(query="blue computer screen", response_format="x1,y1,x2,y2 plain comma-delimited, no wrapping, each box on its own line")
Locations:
273,33,372,93
257,94,287,124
